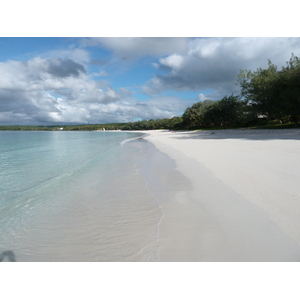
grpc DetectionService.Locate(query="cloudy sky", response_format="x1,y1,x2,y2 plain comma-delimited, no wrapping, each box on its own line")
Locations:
1,37,300,125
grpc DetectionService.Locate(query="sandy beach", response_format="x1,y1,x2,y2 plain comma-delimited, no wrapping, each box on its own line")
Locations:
143,129,300,261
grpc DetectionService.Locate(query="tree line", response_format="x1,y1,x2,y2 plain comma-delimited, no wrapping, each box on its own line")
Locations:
237,53,300,125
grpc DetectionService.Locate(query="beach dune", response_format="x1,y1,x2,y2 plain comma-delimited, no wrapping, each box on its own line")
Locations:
144,129,300,261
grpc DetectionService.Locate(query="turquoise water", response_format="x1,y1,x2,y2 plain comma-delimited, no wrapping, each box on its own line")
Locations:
0,131,168,261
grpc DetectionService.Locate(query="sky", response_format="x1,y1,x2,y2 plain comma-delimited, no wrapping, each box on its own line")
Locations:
1,37,300,125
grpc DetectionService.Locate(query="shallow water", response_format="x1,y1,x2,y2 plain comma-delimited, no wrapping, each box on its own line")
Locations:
0,131,163,261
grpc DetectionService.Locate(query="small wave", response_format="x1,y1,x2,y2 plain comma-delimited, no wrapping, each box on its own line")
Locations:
120,133,149,146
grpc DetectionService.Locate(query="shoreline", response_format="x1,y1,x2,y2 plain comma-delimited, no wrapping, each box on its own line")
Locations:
142,129,300,261
1,131,161,262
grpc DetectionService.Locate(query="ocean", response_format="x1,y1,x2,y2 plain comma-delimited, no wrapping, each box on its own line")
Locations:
0,130,184,262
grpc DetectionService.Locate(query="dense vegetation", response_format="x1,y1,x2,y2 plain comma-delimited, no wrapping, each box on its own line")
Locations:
1,54,299,131
120,117,183,130
181,96,253,129
237,54,300,124
181,54,300,130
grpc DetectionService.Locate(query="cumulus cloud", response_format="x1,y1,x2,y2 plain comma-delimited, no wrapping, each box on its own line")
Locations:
46,58,86,78
92,70,109,77
0,53,190,125
0,57,88,90
0,56,124,124
158,54,185,70
198,93,208,101
80,95,191,123
42,48,90,65
142,37,300,99
82,37,189,60
118,87,135,96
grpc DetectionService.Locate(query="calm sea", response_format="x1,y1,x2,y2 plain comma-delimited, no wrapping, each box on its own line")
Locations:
0,131,179,262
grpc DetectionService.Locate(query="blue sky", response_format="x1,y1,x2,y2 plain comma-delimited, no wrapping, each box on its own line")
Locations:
1,37,300,125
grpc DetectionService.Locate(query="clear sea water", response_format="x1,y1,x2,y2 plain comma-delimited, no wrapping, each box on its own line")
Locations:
0,131,183,262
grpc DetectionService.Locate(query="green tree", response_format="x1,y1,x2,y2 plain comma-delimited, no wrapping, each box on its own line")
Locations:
278,54,300,123
182,100,214,128
182,96,245,128
237,54,300,124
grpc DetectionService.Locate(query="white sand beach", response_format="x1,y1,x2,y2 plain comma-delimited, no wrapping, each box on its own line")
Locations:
143,129,300,261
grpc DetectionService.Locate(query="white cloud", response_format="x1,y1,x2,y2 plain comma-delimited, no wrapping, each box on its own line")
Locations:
92,70,109,77
158,54,184,70
142,37,300,98
119,87,135,96
0,52,191,125
198,93,207,101
41,48,90,65
82,37,189,59
0,55,124,124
